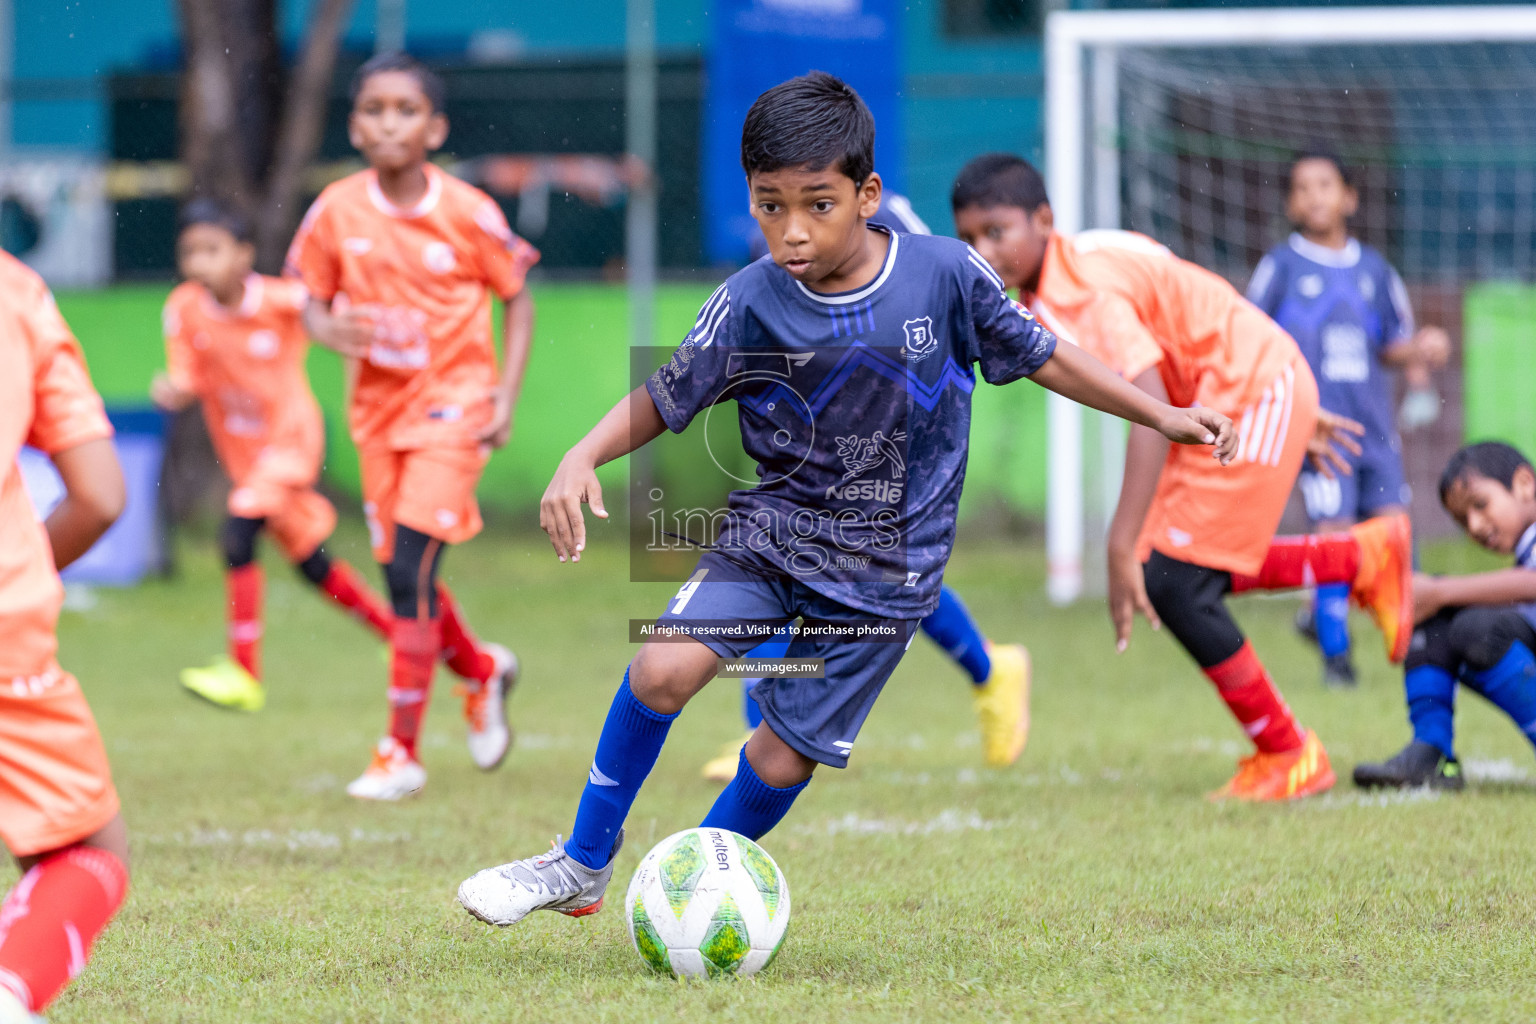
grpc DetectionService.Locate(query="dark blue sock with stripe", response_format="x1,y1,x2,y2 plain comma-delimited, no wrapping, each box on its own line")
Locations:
1470,642,1536,748
566,670,678,870
1405,665,1456,757
920,586,991,685
699,749,809,840
1314,582,1352,659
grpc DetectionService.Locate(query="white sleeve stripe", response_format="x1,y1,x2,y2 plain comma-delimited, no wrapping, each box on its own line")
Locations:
883,195,931,235
1387,268,1416,339
696,298,731,349
1246,255,1275,303
967,251,1006,292
693,283,728,329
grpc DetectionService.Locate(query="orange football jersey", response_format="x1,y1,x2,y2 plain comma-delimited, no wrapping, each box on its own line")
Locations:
1027,230,1300,416
0,252,113,677
284,165,540,451
163,274,324,490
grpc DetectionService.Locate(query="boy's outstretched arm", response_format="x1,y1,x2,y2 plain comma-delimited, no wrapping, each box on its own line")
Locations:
46,437,125,570
542,385,667,562
1414,570,1536,624
481,289,535,448
1027,341,1237,460
1105,368,1172,652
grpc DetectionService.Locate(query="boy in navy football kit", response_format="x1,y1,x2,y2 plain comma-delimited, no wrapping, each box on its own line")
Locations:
1356,443,1536,790
706,188,1032,784
1248,152,1449,687
456,72,1235,926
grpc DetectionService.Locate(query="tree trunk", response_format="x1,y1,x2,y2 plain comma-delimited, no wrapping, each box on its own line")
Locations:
255,0,356,272
176,0,356,268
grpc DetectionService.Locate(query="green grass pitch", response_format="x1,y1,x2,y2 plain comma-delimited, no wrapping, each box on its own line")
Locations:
31,520,1536,1023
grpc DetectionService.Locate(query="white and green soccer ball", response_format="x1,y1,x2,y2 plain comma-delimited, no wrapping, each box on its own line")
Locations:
625,827,790,978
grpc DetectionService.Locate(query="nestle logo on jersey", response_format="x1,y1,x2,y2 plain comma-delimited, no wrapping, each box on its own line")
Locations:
825,430,906,503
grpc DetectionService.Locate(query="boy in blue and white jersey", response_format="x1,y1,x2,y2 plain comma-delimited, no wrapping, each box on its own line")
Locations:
455,72,1234,929
1355,442,1536,790
719,189,1033,782
1248,152,1450,688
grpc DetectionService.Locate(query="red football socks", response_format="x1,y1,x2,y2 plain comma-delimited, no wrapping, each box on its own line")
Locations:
319,560,392,640
1204,642,1305,753
438,584,495,684
387,616,442,759
1229,532,1360,594
0,846,128,1013
227,564,264,680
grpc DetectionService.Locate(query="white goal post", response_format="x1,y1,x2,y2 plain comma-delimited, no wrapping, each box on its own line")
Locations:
1042,4,1536,605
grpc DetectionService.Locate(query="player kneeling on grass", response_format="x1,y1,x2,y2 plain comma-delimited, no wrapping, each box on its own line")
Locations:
1356,443,1536,790
287,53,540,799
0,252,130,1023
152,200,394,712
953,154,1415,802
455,72,1235,927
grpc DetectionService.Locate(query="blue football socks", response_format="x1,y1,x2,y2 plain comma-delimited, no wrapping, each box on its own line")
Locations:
1405,665,1457,757
920,586,991,685
566,670,678,870
1470,641,1536,747
1314,582,1352,659
740,626,793,729
699,748,810,840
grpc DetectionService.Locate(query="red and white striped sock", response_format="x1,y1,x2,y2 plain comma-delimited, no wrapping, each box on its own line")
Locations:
387,616,442,759
437,584,495,684
0,846,128,1013
1203,642,1306,754
227,564,263,680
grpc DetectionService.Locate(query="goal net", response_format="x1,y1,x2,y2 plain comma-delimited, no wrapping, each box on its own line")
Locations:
1042,6,1536,603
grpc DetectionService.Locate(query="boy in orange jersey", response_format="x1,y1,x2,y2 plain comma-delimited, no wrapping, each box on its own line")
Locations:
0,250,130,1022
953,154,1414,802
286,52,539,800
153,199,399,712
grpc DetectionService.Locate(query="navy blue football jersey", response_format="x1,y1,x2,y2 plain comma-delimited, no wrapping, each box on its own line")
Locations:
1247,234,1414,440
646,227,1056,618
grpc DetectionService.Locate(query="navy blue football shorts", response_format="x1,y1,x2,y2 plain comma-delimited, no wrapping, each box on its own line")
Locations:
654,551,919,769
1299,438,1409,524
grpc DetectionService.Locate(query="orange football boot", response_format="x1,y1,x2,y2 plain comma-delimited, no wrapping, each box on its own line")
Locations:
1349,514,1414,664
1209,730,1336,802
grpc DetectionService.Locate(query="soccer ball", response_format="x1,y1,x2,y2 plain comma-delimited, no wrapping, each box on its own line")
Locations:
625,827,791,978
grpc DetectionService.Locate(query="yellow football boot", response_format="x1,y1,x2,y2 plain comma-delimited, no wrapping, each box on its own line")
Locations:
180,655,265,712
972,643,1031,767
701,730,754,784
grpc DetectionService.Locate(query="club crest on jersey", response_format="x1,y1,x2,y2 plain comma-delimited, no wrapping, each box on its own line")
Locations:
902,316,937,362
422,241,457,274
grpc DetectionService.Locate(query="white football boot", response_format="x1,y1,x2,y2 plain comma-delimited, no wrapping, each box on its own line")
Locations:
459,643,517,771
345,737,426,801
458,831,623,926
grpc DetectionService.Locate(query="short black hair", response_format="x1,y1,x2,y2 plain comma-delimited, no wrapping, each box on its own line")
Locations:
1288,150,1351,190
951,153,1050,213
178,197,251,244
740,71,874,184
350,51,446,113
1439,441,1534,503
